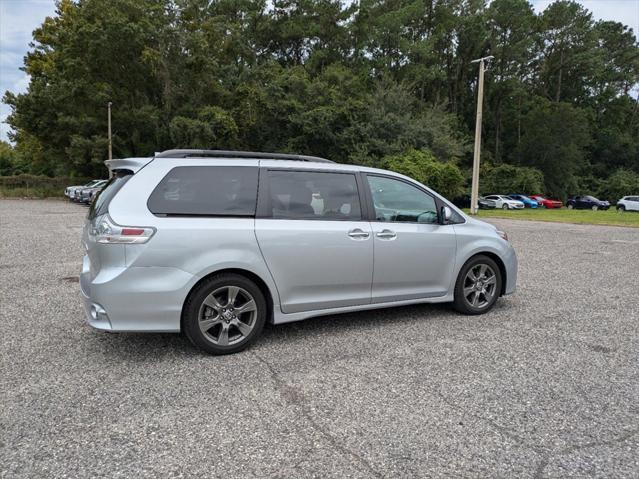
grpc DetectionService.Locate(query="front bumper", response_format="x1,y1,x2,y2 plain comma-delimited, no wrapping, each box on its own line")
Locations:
502,244,518,295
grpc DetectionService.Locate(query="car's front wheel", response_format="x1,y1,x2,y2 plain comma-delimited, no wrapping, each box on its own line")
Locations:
183,273,267,355
453,255,502,315
618,205,625,213
592,205,598,211
502,204,509,210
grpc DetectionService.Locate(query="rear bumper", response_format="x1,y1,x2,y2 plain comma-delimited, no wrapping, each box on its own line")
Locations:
80,255,195,332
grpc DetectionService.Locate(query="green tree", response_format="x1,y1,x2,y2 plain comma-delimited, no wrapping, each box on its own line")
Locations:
518,100,590,197
0,142,17,175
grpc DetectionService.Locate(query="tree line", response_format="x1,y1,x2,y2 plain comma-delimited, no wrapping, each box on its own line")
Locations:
2,0,639,200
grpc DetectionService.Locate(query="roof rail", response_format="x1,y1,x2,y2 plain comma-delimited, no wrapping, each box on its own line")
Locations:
155,149,334,163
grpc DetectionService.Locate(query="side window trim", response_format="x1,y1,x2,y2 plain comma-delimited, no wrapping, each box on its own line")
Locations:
362,173,442,225
257,167,367,221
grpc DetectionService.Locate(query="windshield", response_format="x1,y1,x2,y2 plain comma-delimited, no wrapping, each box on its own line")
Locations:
88,171,132,220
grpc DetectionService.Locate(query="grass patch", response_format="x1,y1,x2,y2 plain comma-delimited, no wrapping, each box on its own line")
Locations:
464,207,639,228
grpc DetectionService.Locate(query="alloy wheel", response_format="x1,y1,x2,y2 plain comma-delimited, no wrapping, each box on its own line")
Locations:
198,286,258,346
462,264,497,309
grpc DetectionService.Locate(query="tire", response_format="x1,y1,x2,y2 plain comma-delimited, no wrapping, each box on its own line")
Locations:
453,255,502,315
618,205,625,213
183,273,267,355
502,204,509,210
567,203,574,210
592,205,598,211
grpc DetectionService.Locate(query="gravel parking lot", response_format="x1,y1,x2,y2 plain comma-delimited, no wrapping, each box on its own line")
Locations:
1,199,638,478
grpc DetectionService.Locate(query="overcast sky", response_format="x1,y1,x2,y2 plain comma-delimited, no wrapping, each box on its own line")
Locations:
1,0,638,142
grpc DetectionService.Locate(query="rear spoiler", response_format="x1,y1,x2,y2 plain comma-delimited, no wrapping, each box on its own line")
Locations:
104,157,153,174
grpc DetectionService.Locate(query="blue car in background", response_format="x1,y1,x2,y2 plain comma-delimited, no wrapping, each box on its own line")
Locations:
508,194,538,208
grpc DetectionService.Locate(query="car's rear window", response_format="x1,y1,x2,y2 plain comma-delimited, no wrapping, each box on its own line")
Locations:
88,171,132,220
147,166,258,216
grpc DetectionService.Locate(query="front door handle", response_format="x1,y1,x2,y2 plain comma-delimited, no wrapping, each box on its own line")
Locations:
348,228,370,239
376,229,397,239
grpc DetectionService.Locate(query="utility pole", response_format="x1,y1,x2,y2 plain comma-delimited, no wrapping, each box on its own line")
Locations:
107,102,113,161
469,56,493,215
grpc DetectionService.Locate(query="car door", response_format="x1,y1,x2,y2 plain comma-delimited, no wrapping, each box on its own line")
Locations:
255,168,373,314
364,174,457,303
486,195,502,208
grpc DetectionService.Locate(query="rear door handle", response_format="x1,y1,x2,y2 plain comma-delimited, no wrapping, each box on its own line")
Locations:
348,228,370,239
376,229,397,239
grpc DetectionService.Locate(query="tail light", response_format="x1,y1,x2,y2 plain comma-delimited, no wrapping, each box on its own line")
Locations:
90,214,155,244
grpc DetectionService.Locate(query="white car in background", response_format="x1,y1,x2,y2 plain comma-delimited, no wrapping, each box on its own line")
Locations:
616,196,639,212
483,195,525,210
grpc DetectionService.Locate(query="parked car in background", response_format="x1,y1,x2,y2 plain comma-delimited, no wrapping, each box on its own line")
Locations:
483,195,525,210
79,180,108,204
529,195,563,209
81,149,517,354
616,196,639,212
507,194,538,208
453,195,496,210
66,180,104,200
566,195,610,211
478,197,497,209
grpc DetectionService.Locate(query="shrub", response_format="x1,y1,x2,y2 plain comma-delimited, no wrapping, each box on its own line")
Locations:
599,169,639,202
382,149,465,199
0,175,93,197
482,164,545,196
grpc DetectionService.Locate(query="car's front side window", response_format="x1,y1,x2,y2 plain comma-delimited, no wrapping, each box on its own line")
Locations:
367,175,438,224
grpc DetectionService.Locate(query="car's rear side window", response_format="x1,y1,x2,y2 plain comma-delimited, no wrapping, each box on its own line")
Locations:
148,166,258,216
88,171,132,220
267,170,362,220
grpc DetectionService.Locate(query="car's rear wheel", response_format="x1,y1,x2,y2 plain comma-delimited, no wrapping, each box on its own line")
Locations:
453,255,502,315
183,273,266,355
567,204,574,210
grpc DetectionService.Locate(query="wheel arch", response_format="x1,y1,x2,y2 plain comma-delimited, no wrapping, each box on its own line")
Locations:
180,268,275,331
462,252,508,296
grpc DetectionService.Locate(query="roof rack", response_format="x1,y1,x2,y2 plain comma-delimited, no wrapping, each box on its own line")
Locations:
155,149,334,163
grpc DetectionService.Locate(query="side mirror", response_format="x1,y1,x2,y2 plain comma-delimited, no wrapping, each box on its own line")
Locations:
441,206,452,224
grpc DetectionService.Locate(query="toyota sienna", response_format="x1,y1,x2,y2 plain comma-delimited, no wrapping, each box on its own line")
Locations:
81,149,517,354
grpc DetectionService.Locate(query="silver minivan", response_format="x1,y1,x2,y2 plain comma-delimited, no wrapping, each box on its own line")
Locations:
81,150,517,354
